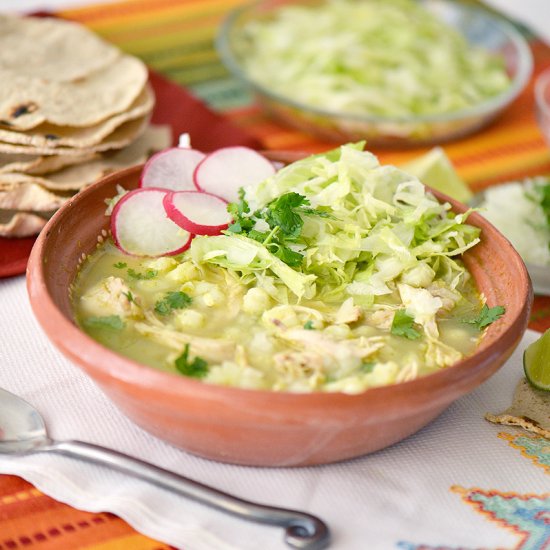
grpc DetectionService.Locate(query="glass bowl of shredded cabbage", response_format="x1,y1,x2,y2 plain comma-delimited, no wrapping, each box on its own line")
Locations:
217,0,532,146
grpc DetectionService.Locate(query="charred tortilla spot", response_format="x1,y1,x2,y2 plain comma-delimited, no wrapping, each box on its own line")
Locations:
0,120,13,127
11,102,38,118
44,134,59,140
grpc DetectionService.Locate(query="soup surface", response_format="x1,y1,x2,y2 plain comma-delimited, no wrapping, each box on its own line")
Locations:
73,144,484,393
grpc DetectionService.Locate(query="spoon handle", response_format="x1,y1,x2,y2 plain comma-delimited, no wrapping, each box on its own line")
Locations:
46,439,330,550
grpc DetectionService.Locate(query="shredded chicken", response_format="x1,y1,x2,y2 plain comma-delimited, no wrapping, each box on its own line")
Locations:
274,350,325,380
425,338,463,368
80,276,142,319
365,309,394,331
332,297,362,324
278,329,386,364
427,282,462,312
134,322,235,364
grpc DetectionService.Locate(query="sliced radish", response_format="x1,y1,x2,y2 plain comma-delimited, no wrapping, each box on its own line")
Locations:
111,188,192,257
164,190,232,236
194,146,275,203
140,147,205,191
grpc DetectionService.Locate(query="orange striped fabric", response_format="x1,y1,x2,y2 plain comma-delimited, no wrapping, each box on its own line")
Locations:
0,475,175,549
2,1,550,548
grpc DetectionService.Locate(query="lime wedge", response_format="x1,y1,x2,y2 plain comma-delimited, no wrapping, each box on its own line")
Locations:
523,329,550,391
401,147,473,203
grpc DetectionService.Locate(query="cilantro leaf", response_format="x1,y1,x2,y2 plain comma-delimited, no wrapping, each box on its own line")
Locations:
127,268,158,280
175,344,208,378
225,191,324,266
304,320,315,330
227,189,254,234
113,261,127,269
83,315,124,330
247,229,270,243
266,192,309,238
463,305,505,330
391,309,421,340
155,291,192,316
123,291,135,303
360,361,376,373
271,244,304,267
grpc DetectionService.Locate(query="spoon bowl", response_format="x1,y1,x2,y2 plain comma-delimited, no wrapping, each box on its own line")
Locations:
0,387,330,550
0,388,50,453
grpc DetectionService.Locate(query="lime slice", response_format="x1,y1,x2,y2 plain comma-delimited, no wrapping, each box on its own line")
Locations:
523,329,550,391
401,147,473,203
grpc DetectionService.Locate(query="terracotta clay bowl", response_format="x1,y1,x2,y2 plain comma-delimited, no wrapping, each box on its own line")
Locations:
27,164,532,467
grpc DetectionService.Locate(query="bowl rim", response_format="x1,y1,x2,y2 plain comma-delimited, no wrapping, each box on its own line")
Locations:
27,164,532,410
216,0,533,125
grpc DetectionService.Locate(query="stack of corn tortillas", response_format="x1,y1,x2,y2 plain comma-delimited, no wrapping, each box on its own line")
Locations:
0,14,171,237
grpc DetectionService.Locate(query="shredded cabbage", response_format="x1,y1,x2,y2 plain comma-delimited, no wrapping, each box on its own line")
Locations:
235,0,510,118
190,143,480,305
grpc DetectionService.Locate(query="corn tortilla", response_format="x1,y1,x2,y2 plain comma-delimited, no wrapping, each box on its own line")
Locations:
0,14,119,82
0,151,98,176
0,182,69,211
0,114,150,157
0,209,49,237
0,55,148,130
0,84,154,149
0,124,172,191
486,378,550,438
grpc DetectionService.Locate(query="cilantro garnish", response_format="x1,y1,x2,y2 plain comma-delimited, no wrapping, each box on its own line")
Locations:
391,310,421,340
227,188,254,234
83,315,124,330
127,268,158,280
226,190,329,267
175,344,208,378
113,262,127,269
266,192,310,238
123,291,135,303
463,305,505,330
270,242,305,267
155,291,192,316
304,320,315,330
360,361,376,373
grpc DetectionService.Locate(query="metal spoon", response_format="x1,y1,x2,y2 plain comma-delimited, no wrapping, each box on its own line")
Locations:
0,387,330,549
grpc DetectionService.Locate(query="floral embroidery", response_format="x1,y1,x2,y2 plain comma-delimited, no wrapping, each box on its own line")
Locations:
397,487,550,549
451,486,550,550
498,432,550,473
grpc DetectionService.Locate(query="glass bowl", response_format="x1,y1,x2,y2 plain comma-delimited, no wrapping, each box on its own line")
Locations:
217,0,533,147
535,66,550,148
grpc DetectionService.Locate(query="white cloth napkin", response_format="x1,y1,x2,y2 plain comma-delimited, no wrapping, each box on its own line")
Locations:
0,275,547,550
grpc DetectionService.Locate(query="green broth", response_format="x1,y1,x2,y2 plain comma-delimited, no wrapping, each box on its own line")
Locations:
73,240,482,393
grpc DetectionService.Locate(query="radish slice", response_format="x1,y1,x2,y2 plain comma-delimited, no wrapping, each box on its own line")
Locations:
140,147,205,191
194,146,275,203
111,188,192,256
164,191,232,236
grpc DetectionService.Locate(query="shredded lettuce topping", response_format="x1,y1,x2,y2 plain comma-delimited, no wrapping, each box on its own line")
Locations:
191,143,480,305
235,0,510,118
